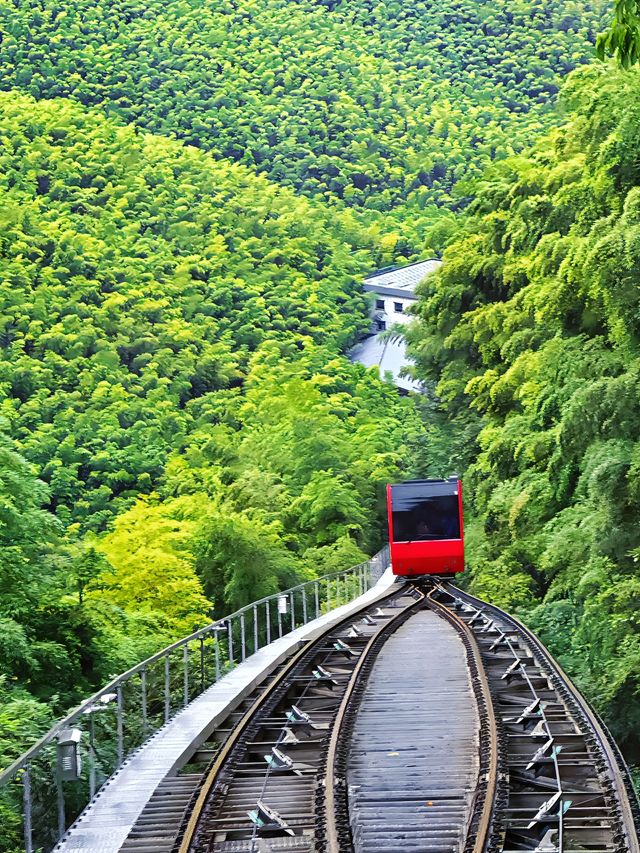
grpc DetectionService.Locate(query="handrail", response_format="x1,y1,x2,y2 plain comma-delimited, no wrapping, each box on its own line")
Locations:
0,549,388,784
0,545,390,853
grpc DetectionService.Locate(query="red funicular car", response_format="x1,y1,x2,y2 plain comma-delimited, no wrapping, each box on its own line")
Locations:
386,477,464,577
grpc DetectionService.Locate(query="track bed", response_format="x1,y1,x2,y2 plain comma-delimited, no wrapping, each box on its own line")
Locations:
346,610,480,853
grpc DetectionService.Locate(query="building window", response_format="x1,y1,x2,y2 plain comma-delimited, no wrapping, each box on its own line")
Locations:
375,299,385,310
394,302,404,313
376,320,386,331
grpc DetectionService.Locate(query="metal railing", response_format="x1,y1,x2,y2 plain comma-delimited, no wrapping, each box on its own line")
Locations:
0,546,390,853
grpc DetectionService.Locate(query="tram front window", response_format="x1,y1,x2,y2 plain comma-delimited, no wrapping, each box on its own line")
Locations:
391,493,460,542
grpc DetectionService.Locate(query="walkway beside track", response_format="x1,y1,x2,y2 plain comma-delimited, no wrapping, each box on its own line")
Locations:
347,610,480,852
54,569,397,853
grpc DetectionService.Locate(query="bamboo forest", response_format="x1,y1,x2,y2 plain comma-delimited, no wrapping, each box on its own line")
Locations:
1,0,640,845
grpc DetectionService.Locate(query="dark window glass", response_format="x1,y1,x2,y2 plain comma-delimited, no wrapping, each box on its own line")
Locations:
375,299,385,309
392,493,460,541
376,320,386,331
394,302,403,312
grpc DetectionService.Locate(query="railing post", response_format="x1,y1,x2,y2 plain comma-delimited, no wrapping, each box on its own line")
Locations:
327,579,331,611
228,619,234,664
199,636,205,692
277,602,283,638
240,612,246,662
89,714,97,800
314,582,320,619
266,600,271,645
56,768,65,841
215,632,221,681
164,655,170,723
141,667,148,738
23,765,33,853
302,587,308,624
253,604,258,653
183,644,189,708
116,683,124,766
290,591,295,630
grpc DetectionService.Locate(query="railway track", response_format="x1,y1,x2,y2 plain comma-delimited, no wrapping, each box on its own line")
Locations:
435,582,640,853
131,579,640,853
175,584,427,853
324,598,496,853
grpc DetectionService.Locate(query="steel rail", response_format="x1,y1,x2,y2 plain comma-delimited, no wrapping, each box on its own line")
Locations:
323,586,426,852
444,582,640,853
176,583,403,853
426,585,500,853
435,583,565,844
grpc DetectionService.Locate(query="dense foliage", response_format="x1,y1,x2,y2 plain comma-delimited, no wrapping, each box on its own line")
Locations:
1,0,637,814
407,65,640,761
0,92,374,529
597,0,640,66
0,0,607,247
0,91,427,774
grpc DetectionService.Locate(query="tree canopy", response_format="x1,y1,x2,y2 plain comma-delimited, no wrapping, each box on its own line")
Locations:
0,0,607,249
406,64,640,759
0,92,378,528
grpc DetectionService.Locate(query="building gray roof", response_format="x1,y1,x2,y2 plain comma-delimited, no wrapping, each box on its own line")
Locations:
364,258,441,294
364,284,419,300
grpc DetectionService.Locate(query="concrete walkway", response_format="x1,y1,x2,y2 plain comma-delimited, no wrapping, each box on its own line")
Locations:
55,569,397,853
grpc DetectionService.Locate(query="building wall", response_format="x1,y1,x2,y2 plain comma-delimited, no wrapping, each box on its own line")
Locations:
370,293,417,331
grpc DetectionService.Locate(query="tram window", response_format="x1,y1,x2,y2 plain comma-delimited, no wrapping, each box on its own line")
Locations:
392,494,460,541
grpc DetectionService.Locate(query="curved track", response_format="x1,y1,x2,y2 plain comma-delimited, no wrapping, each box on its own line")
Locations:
161,579,640,853
322,590,498,853
436,582,640,853
177,585,425,852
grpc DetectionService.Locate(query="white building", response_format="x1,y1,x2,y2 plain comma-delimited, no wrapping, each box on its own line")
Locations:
349,259,441,393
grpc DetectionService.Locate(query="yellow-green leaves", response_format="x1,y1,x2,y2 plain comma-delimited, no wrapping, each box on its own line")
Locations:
97,496,211,634
597,0,640,68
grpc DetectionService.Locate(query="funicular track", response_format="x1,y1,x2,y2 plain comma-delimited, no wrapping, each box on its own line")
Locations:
174,582,499,853
176,585,426,853
434,582,640,853
165,579,639,853
323,592,498,853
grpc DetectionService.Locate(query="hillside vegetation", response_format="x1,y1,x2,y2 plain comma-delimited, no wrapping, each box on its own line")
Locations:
0,0,636,799
0,92,426,769
0,0,606,247
0,91,375,529
407,65,640,761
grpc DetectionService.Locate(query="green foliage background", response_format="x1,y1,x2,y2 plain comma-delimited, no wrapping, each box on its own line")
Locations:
0,0,607,248
1,0,639,827
406,64,640,763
